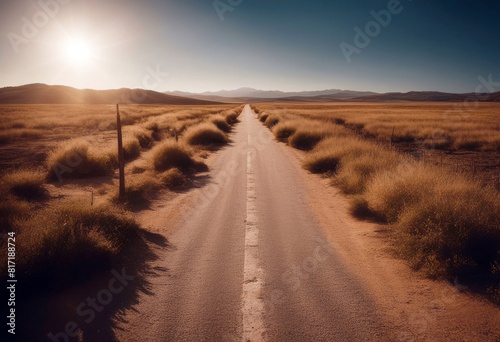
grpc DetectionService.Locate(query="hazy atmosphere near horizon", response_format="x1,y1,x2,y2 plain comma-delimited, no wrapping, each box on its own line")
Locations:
1,0,500,93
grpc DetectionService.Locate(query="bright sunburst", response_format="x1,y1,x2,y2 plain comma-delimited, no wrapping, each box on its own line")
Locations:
62,38,94,66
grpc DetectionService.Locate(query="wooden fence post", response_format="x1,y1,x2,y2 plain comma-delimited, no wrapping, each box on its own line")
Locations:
116,104,125,202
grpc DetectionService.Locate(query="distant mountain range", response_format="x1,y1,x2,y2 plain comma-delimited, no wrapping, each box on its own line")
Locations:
0,84,219,105
0,84,499,104
166,88,378,102
167,87,500,103
167,88,377,99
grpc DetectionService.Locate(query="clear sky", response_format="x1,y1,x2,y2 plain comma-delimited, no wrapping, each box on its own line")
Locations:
1,0,499,93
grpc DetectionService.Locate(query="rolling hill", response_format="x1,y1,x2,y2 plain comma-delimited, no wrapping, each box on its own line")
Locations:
0,84,221,105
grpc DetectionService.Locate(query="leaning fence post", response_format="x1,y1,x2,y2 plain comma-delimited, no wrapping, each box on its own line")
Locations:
116,104,125,202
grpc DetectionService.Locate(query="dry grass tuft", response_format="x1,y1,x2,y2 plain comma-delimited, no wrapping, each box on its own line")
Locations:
363,162,500,282
0,129,45,145
264,113,281,128
150,140,204,172
160,168,190,189
183,123,228,146
122,137,142,161
224,110,240,125
211,115,231,133
112,174,158,206
258,112,269,123
288,123,334,150
128,126,154,148
272,121,298,142
46,139,115,180
15,202,140,290
1,170,46,200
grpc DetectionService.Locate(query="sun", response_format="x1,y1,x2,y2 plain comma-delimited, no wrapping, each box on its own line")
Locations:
63,38,94,66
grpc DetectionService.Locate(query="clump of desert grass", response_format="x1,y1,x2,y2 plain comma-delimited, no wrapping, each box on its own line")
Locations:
288,122,344,150
150,140,205,172
272,121,298,142
122,137,142,161
183,123,228,146
111,173,158,206
365,165,500,282
1,170,46,200
127,126,155,148
12,201,141,291
211,114,231,133
264,113,281,128
46,139,116,180
251,106,261,114
160,168,190,189
224,110,240,125
0,129,44,145
258,112,269,123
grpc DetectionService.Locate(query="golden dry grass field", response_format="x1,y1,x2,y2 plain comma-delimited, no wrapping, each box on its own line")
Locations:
0,103,242,295
252,102,500,301
255,102,500,188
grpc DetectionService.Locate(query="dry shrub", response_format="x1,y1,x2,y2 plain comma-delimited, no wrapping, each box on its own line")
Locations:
160,168,189,189
14,202,140,291
258,112,269,123
1,170,46,200
272,121,298,141
184,123,228,146
46,139,115,180
303,137,366,173
399,182,500,281
128,126,154,148
288,122,343,150
348,195,385,222
122,137,141,161
150,140,204,172
112,174,158,206
334,150,401,194
211,115,231,133
224,110,240,125
264,114,281,128
365,163,500,282
364,162,440,222
0,129,44,144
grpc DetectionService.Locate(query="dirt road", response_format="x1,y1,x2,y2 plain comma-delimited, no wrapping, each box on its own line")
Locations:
115,105,499,342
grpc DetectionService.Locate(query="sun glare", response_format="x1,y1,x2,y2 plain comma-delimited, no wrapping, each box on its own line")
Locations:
63,39,94,66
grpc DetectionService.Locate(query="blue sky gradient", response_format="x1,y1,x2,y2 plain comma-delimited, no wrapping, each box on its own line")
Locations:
1,0,499,93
